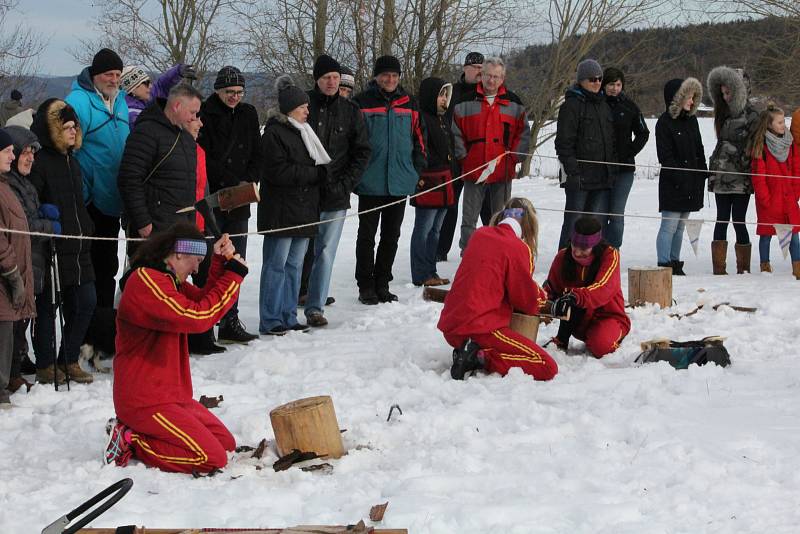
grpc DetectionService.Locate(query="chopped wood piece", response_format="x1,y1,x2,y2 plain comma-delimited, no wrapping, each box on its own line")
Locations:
198,394,223,409
370,502,389,522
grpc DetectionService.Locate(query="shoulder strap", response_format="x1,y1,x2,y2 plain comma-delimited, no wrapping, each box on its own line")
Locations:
143,132,181,184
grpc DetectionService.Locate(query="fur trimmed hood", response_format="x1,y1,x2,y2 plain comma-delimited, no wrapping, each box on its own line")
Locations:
707,66,749,117
30,98,83,154
665,77,702,119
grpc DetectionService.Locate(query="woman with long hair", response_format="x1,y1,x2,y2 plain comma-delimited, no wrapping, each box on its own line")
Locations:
438,197,558,381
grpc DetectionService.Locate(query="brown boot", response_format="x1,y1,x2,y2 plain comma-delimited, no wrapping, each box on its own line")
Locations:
6,376,33,393
760,261,772,273
793,261,800,280
711,240,728,275
36,366,66,385
59,362,94,384
735,243,751,274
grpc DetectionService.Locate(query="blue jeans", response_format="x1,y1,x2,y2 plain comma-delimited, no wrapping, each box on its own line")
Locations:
605,171,634,249
305,210,346,316
759,234,800,262
259,236,309,332
656,211,689,264
33,280,96,367
558,188,610,249
410,207,447,285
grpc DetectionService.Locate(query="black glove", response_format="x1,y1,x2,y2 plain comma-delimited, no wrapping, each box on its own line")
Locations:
223,257,248,278
552,292,577,318
179,64,197,80
2,268,26,309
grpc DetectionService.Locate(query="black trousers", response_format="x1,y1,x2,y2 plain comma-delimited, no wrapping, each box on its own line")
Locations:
355,195,406,291
214,211,248,320
713,193,750,244
87,203,120,308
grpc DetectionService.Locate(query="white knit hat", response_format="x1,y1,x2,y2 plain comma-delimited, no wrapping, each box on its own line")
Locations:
120,66,150,93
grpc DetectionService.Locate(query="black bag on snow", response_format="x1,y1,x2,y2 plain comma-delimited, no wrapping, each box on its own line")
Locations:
635,336,731,369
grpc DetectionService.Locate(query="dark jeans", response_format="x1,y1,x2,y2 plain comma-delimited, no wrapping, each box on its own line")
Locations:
87,203,120,309
215,212,249,319
0,321,11,393
558,187,610,249
355,195,406,291
11,319,30,379
33,281,97,368
437,180,494,259
605,171,634,249
713,193,750,244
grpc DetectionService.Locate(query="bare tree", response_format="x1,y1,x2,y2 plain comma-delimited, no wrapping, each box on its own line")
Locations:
0,0,47,100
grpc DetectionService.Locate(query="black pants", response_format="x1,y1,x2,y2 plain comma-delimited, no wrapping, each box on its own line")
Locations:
11,319,30,379
33,280,96,367
355,195,406,291
87,203,120,309
188,238,216,346
713,193,750,244
215,211,248,319
437,180,493,258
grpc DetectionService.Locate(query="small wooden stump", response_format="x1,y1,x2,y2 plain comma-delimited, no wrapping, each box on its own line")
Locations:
270,396,345,459
628,266,672,308
422,286,449,303
509,313,540,342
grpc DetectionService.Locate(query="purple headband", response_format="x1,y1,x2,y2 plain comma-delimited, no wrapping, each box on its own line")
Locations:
502,208,524,219
571,230,602,249
174,238,207,257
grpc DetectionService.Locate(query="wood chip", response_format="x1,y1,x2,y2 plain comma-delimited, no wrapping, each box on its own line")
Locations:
252,438,268,459
198,394,224,409
369,502,389,522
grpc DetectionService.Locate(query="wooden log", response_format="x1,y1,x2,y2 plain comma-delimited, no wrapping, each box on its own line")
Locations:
79,528,408,533
270,396,345,459
509,313,540,342
422,286,448,303
628,266,672,308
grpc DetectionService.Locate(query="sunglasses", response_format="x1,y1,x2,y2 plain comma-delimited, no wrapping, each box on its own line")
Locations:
587,76,603,83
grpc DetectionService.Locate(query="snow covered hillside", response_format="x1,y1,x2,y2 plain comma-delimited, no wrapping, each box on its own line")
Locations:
2,118,800,533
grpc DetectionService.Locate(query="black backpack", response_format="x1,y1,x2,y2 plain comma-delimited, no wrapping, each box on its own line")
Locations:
635,336,731,369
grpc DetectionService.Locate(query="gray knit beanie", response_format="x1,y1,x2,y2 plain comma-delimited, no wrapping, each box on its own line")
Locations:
576,59,603,82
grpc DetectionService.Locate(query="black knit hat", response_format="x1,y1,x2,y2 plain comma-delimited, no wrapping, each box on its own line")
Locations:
0,128,12,152
214,66,246,90
89,48,123,76
313,55,341,81
464,52,484,66
603,67,624,88
275,75,309,114
373,55,401,77
59,104,79,126
10,89,21,101
340,66,355,89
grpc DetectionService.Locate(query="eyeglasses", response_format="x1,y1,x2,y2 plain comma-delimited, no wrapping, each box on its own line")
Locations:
483,74,503,81
224,89,245,97
587,77,603,83
62,124,77,131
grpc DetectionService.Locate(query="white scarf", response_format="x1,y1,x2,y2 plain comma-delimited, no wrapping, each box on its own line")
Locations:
287,116,331,165
499,217,522,238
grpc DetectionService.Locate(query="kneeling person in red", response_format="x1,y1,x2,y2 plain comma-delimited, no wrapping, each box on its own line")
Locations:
545,216,630,358
107,223,248,473
437,197,558,381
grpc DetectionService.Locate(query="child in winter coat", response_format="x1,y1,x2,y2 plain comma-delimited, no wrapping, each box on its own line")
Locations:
438,197,558,381
750,103,800,278
120,64,196,129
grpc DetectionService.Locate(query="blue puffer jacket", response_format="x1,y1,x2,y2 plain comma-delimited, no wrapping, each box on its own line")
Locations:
65,67,130,217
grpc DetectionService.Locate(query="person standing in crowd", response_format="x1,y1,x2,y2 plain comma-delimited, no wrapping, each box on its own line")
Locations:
339,67,356,99
0,128,35,406
0,90,23,126
750,104,800,278
198,66,261,343
121,63,196,129
106,224,247,472
654,77,706,275
545,215,630,358
555,59,616,250
353,55,426,304
4,126,53,393
299,55,370,327
410,77,456,287
707,66,760,275
602,67,649,249
438,197,557,382
118,84,203,249
452,56,530,255
258,76,327,335
65,48,129,311
29,99,96,384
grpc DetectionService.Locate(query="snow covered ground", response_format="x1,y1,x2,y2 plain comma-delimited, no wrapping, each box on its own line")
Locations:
3,118,800,533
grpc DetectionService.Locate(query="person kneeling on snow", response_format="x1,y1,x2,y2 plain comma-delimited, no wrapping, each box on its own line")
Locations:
105,223,248,473
545,216,630,358
437,197,558,381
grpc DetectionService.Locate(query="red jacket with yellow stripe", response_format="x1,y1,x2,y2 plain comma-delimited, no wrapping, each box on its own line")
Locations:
545,247,630,336
113,255,242,414
438,223,547,340
452,83,530,184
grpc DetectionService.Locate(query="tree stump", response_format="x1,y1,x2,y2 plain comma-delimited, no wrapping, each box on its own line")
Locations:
269,396,345,459
628,266,672,308
510,313,540,342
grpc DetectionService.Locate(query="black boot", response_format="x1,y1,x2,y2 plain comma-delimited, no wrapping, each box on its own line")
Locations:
188,329,226,355
671,260,686,276
218,315,258,344
376,288,398,303
451,339,483,380
358,288,379,305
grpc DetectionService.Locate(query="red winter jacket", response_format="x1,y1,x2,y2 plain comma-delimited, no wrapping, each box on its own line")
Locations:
452,83,530,184
438,223,547,339
545,247,630,337
752,144,800,236
113,255,242,414
195,144,207,232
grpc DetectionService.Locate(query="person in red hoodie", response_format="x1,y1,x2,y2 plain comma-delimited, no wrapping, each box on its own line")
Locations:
437,197,557,381
105,222,248,473
545,216,630,358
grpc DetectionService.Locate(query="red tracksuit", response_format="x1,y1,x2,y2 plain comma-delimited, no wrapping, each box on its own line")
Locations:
545,247,630,358
437,224,558,380
113,255,243,473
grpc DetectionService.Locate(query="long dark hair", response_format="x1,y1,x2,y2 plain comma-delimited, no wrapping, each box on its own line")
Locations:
563,216,610,284
131,222,204,268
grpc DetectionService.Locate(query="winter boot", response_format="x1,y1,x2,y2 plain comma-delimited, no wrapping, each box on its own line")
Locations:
760,261,772,273
6,376,33,393
104,418,134,466
376,288,399,303
218,315,258,344
188,329,227,355
358,288,379,305
60,362,94,384
735,243,751,274
711,240,728,275
450,339,484,380
36,366,66,385
793,261,800,280
671,260,686,276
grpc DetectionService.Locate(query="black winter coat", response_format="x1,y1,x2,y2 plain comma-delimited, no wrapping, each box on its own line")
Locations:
445,74,476,122
419,77,458,176
257,112,321,238
307,87,372,212
118,99,196,235
606,93,649,166
555,86,617,190
198,93,262,220
656,112,707,212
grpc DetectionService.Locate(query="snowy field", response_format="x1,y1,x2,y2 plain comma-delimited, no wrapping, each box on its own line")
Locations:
3,118,800,533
